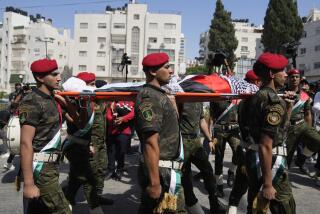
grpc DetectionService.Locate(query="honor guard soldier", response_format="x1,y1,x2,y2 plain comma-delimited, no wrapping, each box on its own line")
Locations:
135,53,186,213
227,70,261,214
240,52,295,214
180,102,226,214
285,69,320,173
19,59,78,213
63,72,113,213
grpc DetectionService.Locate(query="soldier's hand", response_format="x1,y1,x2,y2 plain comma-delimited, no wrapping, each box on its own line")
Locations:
89,145,96,155
262,184,277,200
23,183,40,199
146,184,162,199
54,93,67,107
114,117,124,125
208,138,217,153
283,91,296,104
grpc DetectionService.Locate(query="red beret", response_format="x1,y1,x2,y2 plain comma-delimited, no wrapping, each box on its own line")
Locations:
245,70,259,81
30,58,58,74
77,72,96,84
257,52,288,70
142,53,169,67
287,69,300,75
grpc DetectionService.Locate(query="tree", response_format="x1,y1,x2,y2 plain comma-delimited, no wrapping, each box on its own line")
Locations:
207,0,238,71
262,0,303,53
186,65,210,75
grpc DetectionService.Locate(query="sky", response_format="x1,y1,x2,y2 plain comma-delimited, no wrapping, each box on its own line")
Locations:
0,0,319,59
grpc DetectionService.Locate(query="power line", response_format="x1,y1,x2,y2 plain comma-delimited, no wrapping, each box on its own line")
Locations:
0,0,127,10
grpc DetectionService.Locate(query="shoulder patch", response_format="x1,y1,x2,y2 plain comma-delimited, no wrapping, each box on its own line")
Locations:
19,111,28,124
266,111,281,126
269,104,284,116
141,104,153,122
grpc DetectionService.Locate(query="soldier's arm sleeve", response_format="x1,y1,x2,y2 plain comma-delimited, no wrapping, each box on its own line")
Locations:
200,103,205,120
135,97,163,134
260,101,285,139
19,98,41,127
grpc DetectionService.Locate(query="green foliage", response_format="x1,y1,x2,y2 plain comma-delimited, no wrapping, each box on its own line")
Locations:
207,0,238,69
186,66,210,75
262,0,303,53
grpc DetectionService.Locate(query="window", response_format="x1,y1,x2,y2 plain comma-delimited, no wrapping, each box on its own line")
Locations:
79,37,87,43
59,54,63,59
111,34,126,44
97,65,105,71
241,46,248,52
164,38,176,44
80,23,88,29
242,29,248,33
149,37,157,43
79,51,87,57
97,51,106,57
98,23,106,29
79,65,87,71
315,45,320,52
113,23,125,29
164,23,176,29
241,37,248,42
300,48,306,55
131,27,140,74
149,23,158,29
314,62,320,69
134,14,140,20
299,64,306,71
97,37,106,43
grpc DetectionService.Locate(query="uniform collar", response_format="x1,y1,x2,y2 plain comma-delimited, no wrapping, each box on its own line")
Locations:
34,88,54,99
144,84,166,93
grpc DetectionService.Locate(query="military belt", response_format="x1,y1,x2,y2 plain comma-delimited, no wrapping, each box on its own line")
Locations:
158,160,183,170
33,153,60,162
181,133,198,139
67,135,90,146
290,119,304,126
247,144,287,156
214,124,239,131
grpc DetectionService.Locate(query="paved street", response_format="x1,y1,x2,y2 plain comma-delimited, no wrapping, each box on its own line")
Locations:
0,143,319,214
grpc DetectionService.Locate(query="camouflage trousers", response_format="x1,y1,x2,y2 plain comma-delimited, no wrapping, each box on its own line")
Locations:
287,122,320,166
245,151,296,214
182,137,217,207
64,144,100,208
138,162,186,214
89,143,107,194
24,163,72,214
215,129,240,175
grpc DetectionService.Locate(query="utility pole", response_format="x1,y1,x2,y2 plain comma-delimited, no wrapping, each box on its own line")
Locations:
36,37,54,58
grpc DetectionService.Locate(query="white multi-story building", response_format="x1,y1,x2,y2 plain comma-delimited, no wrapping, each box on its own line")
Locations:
73,2,182,82
198,20,263,77
296,9,320,82
233,20,263,77
0,7,73,93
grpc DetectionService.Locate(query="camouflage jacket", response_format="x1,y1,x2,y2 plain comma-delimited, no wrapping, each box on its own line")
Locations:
19,88,61,152
135,84,180,160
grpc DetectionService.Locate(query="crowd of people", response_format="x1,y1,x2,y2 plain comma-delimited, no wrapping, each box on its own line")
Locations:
0,51,320,214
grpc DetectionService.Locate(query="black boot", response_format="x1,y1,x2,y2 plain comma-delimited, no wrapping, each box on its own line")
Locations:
105,169,116,180
62,186,76,206
193,172,203,181
295,160,310,175
98,195,114,205
114,169,123,181
227,170,235,187
216,185,224,198
209,195,227,214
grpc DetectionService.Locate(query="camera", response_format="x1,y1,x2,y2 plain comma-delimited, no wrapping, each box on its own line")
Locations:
120,53,132,65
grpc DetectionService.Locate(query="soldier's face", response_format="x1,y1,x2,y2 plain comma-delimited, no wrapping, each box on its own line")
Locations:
288,74,300,87
155,63,173,86
41,71,61,90
273,70,287,87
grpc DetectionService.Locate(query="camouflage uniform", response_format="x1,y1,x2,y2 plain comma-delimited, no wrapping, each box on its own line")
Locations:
285,89,320,167
180,102,222,212
63,101,101,209
240,87,295,214
135,84,186,214
19,88,71,214
90,101,107,194
210,100,240,193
